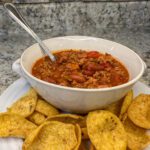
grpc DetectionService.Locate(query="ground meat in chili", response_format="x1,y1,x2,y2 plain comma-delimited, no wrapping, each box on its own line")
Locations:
32,50,129,88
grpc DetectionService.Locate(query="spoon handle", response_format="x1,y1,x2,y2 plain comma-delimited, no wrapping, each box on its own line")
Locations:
4,3,56,62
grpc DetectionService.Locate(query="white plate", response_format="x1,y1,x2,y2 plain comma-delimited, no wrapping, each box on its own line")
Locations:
0,78,150,150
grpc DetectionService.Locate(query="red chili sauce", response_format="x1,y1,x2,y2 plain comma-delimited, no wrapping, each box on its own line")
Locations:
32,50,129,88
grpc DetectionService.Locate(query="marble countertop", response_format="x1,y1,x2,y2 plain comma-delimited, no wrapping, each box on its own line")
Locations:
0,28,150,94
2,0,148,3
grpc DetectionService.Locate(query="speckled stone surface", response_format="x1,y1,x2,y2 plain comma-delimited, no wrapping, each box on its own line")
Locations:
0,1,150,94
0,1,150,33
0,0,147,3
0,28,150,94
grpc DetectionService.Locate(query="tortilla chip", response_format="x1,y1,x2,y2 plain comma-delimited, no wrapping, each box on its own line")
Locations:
128,94,150,129
87,110,127,150
35,99,59,117
123,117,150,150
7,88,37,117
74,124,82,150
47,114,85,128
119,90,133,121
148,107,150,121
22,121,79,150
0,113,37,138
105,99,123,116
28,111,46,125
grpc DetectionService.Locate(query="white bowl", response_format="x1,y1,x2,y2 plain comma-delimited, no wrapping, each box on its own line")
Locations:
12,36,146,113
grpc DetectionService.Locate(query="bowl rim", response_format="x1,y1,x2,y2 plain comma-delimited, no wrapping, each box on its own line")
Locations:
20,36,145,92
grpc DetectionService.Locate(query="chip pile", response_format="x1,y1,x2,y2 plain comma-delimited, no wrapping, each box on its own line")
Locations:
0,88,150,150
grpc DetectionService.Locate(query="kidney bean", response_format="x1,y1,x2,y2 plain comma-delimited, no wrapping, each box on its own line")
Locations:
87,62,104,71
70,74,86,83
101,62,112,68
87,51,101,58
43,77,56,84
83,70,95,76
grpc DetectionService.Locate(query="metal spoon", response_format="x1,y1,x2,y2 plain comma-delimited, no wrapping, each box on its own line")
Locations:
4,3,56,62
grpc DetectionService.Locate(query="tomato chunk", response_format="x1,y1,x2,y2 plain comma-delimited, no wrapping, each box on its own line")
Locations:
87,51,101,58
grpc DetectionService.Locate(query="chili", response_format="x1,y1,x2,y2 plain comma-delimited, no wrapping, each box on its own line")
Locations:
32,50,129,88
